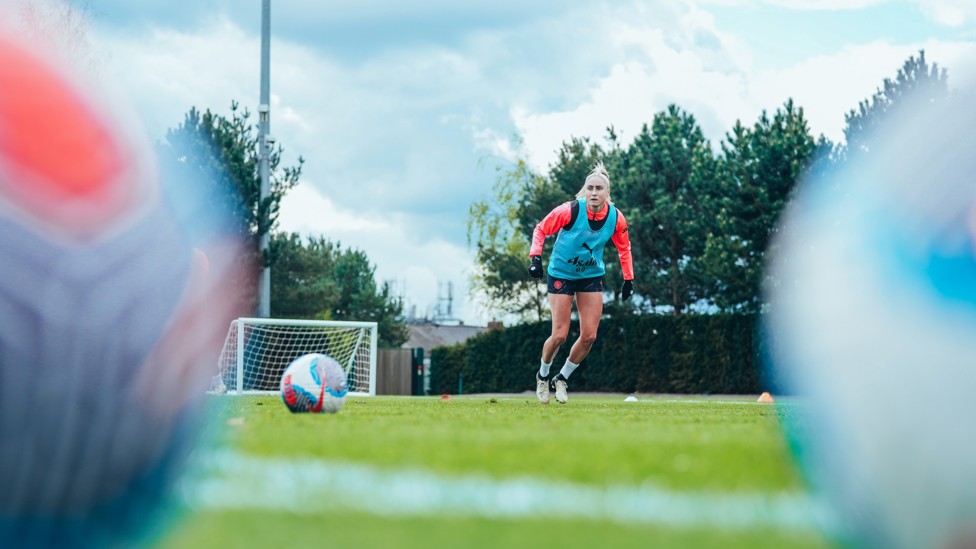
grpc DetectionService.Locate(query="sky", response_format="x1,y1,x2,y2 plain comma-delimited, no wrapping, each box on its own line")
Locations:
51,0,976,325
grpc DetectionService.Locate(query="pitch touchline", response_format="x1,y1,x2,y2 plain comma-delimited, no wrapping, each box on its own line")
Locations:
182,452,836,532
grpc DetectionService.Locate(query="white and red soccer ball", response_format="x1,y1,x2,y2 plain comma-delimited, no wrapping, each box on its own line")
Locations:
281,353,349,414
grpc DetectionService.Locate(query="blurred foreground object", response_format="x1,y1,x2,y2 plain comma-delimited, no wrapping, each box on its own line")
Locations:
0,21,248,549
767,67,976,548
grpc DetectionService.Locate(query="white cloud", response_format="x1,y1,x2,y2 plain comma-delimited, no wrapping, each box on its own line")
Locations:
471,127,519,163
512,5,976,172
274,96,313,134
694,0,976,27
920,0,976,27
277,184,390,234
510,2,749,170
752,40,976,142
512,12,749,170
758,0,886,8
695,0,886,10
95,19,259,139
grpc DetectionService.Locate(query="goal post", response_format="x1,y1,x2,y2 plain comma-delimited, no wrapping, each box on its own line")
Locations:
216,317,378,396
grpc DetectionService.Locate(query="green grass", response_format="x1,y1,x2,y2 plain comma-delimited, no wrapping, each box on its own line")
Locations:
152,395,834,549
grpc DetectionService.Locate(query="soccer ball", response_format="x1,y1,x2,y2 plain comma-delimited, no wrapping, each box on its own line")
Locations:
766,79,976,548
0,26,249,548
280,353,348,414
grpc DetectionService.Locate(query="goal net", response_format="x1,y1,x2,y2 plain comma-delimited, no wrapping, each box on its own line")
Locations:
215,318,378,396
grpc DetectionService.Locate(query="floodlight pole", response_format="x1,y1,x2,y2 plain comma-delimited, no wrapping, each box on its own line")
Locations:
257,0,271,317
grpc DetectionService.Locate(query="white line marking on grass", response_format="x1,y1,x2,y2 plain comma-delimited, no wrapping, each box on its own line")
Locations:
664,400,770,405
182,452,836,533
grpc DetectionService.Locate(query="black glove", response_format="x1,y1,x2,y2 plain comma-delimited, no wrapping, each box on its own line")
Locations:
527,256,543,279
621,279,634,301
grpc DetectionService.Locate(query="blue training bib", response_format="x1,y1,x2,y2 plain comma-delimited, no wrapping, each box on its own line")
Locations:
548,199,617,280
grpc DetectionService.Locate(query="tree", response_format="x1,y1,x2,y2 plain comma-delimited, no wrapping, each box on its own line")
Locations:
468,156,549,321
703,100,827,312
844,50,948,158
159,103,304,259
157,103,303,314
269,233,340,318
616,105,716,314
270,232,408,348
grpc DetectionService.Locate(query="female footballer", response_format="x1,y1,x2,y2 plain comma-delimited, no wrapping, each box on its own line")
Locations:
528,161,634,404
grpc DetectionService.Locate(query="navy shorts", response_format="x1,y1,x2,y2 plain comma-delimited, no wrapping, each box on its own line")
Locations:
547,275,604,295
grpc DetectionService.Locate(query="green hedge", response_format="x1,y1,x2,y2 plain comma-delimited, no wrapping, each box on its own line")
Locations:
429,343,467,395
430,314,778,395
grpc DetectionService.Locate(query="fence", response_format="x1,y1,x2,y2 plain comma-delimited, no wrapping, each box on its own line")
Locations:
376,348,426,395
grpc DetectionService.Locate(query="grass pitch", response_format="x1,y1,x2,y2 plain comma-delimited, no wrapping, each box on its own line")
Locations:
154,395,833,549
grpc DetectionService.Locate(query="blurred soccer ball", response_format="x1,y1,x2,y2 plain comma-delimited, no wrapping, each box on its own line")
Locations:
281,353,348,414
0,21,248,548
767,75,976,548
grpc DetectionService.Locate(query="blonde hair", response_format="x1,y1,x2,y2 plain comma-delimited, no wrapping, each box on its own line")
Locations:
576,161,611,199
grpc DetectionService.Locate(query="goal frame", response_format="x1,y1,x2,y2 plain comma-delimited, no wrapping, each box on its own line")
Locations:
223,317,378,397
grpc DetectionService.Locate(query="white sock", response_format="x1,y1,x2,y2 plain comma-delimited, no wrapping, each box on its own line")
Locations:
559,360,579,379
539,359,552,378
